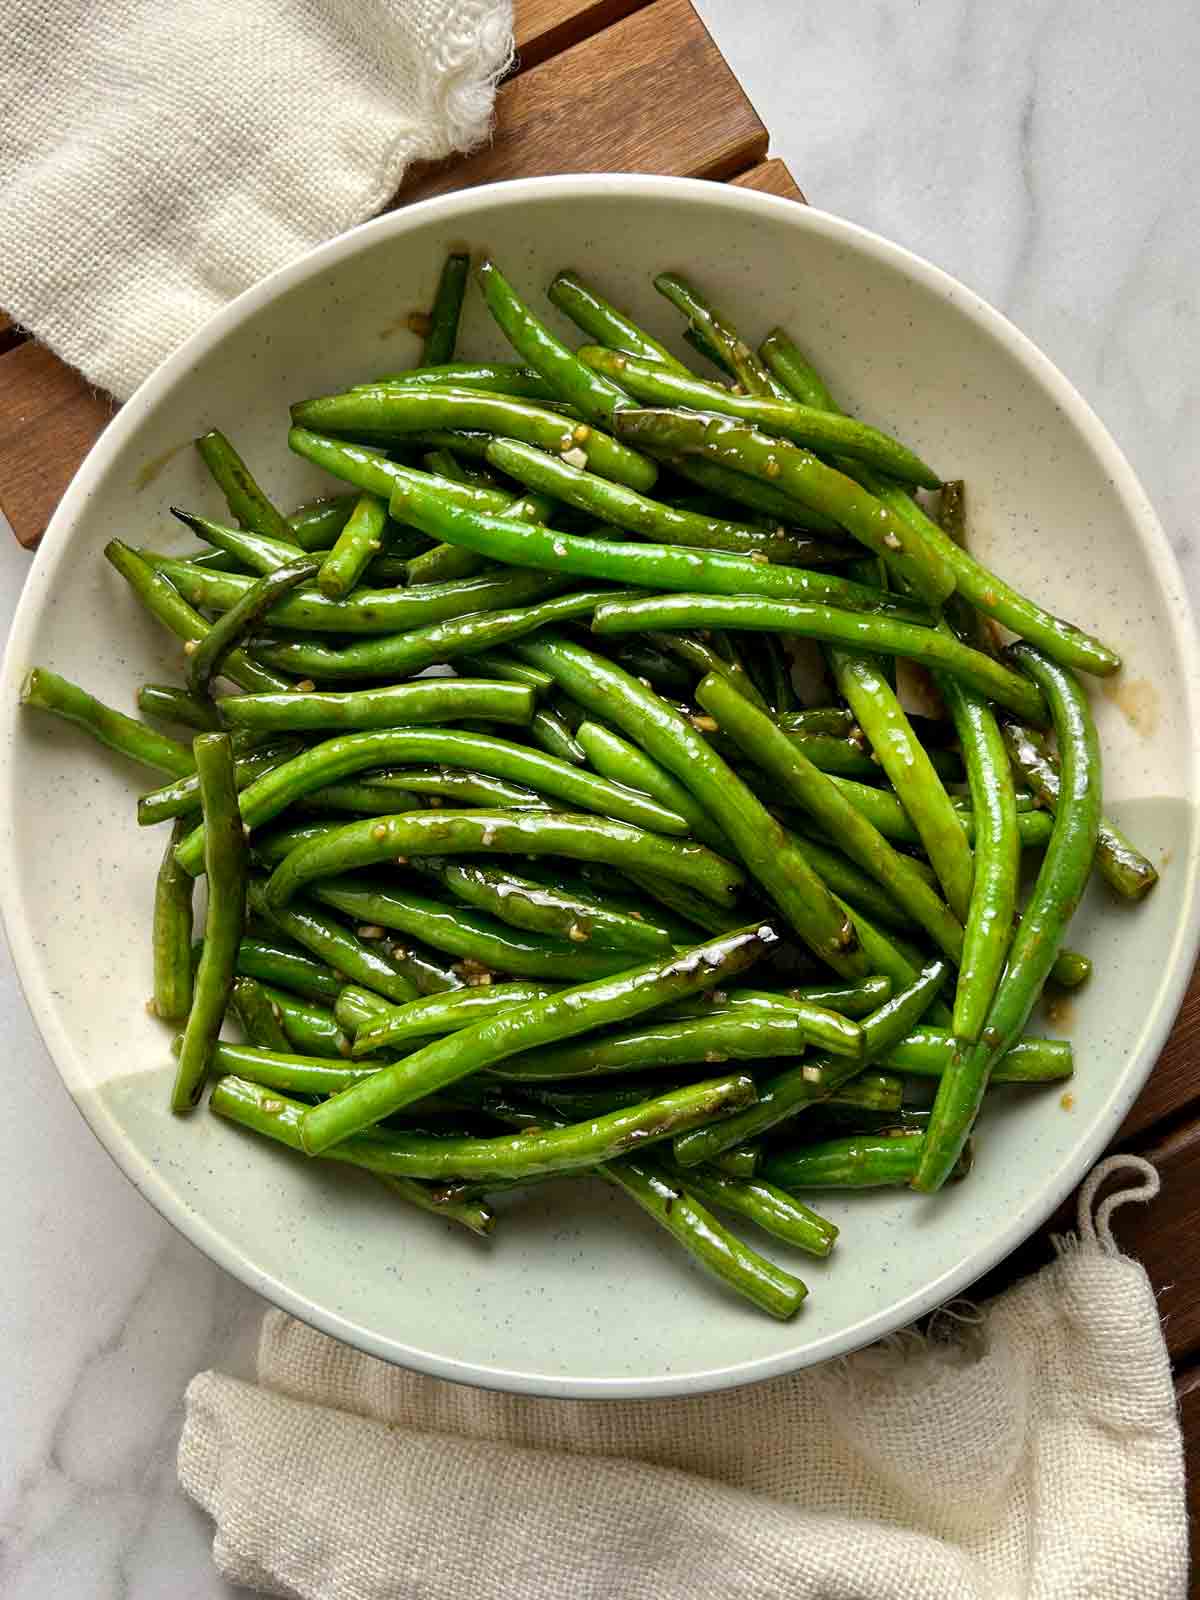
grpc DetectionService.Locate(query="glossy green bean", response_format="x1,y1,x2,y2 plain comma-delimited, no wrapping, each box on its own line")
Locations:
591,594,1048,725
433,861,674,955
300,923,774,1150
231,976,292,1051
459,649,554,695
484,436,844,568
195,430,295,543
422,252,470,365
345,766,548,809
247,880,419,1005
512,634,868,976
664,975,891,1021
258,986,349,1058
758,330,836,411
878,1025,1073,1083
386,479,928,619
152,819,195,1021
662,1162,839,1256
217,678,534,732
363,362,557,400
1001,718,1158,901
316,492,388,599
21,667,196,778
765,1128,974,1189
290,386,659,493
348,981,556,1053
187,555,320,697
787,831,930,935
647,630,769,711
672,959,946,1168
405,490,555,587
574,719,727,853
172,736,247,1112
663,453,843,534
229,935,344,1002
286,494,356,550
209,1040,385,1093
300,780,426,814
653,273,779,397
915,647,1102,1191
137,683,223,732
104,542,292,694
583,347,940,488
529,705,586,765
547,270,692,372
137,740,302,826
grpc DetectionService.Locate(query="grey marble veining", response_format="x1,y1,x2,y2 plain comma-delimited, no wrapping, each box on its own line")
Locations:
4,2,1200,1591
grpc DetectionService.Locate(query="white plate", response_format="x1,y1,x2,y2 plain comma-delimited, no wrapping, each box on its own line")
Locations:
2,176,1198,1398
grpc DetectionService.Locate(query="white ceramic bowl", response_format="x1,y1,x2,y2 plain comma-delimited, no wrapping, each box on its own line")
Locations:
3,176,1198,1398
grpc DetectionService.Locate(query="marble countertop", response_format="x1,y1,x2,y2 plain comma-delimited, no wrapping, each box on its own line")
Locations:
3,2,1199,1591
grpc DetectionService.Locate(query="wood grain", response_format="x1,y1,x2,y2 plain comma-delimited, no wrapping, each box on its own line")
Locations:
0,342,116,549
399,0,768,204
731,158,807,203
1118,961,1200,1141
515,0,655,69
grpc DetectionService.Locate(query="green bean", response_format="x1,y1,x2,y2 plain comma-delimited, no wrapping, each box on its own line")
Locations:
584,347,940,488
915,646,1102,1192
816,774,1050,851
603,1154,806,1318
765,1128,975,1189
231,976,292,1051
210,1077,495,1235
1001,718,1158,901
758,330,836,411
265,808,742,913
249,584,615,682
512,634,867,975
828,649,974,923
405,490,556,587
256,986,349,1058
209,1040,385,1093
614,410,954,606
312,876,636,982
433,861,674,955
1050,949,1093,989
574,719,727,853
420,448,493,486
478,257,631,427
483,436,845,568
101,542,295,694
653,273,779,397
668,975,891,1020
350,766,549,810
647,631,769,711
591,594,1048,725
547,269,692,372
141,550,564,637
387,938,467,995
878,1025,1073,1083
672,959,946,1168
176,726,691,873
300,780,426,815
661,988,871,1050
421,252,470,365
137,740,303,826
662,1162,838,1256
228,934,344,1002
787,831,928,935
187,556,320,697
151,820,195,1021
290,386,659,494
300,923,774,1150
315,492,387,599
459,650,554,696
172,736,247,1112
195,430,295,543
247,881,419,1005
288,425,480,507
217,678,534,733
21,667,196,779
529,705,586,765
624,871,745,936
710,1146,761,1179
286,494,356,550
363,362,557,400
137,683,223,732
349,982,556,1053
386,479,929,619
696,673,964,961
664,453,843,534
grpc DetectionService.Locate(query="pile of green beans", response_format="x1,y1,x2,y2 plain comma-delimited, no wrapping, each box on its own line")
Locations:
21,250,1158,1320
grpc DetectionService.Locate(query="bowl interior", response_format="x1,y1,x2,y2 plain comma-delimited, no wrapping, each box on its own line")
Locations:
3,177,1198,1397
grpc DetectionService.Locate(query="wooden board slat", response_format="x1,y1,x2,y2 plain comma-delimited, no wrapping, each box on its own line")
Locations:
515,0,655,69
399,0,768,204
0,342,116,549
731,158,807,203
1118,962,1200,1141
1108,1118,1200,1365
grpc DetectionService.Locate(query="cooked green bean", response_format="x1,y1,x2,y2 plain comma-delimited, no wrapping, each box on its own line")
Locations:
653,273,779,398
172,736,247,1112
195,430,295,543
484,436,845,568
529,705,586,765
21,667,196,778
672,959,946,1168
547,269,692,372
344,766,548,810
512,634,868,976
696,673,965,961
316,492,387,599
387,479,928,619
138,740,302,826
137,683,223,732
365,362,557,400
1050,948,1093,989
766,1128,974,1189
592,594,1048,725
286,494,356,550
584,347,940,487
247,881,419,1005
104,542,293,695
915,646,1102,1191
348,981,556,1053
405,490,556,587
422,252,470,365
300,780,426,815
299,923,774,1151
1001,718,1158,901
574,719,727,852
258,986,349,1058
758,329,837,411
459,649,554,696
187,556,320,697
664,453,843,533
788,831,932,936
647,630,769,711
152,819,195,1021
667,975,892,1021
249,584,618,683
217,678,534,732
661,1162,839,1256
878,1025,1073,1083
387,938,467,995
432,861,674,955
231,976,291,1051
290,386,659,493
209,1040,386,1093
227,934,344,1002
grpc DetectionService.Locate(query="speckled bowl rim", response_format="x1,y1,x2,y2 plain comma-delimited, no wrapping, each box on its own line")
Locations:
4,174,1199,1399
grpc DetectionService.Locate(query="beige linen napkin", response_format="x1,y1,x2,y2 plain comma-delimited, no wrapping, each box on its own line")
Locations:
180,1155,1187,1599
0,0,512,400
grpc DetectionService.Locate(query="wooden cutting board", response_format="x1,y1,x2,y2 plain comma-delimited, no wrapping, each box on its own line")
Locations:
2,0,1197,1564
